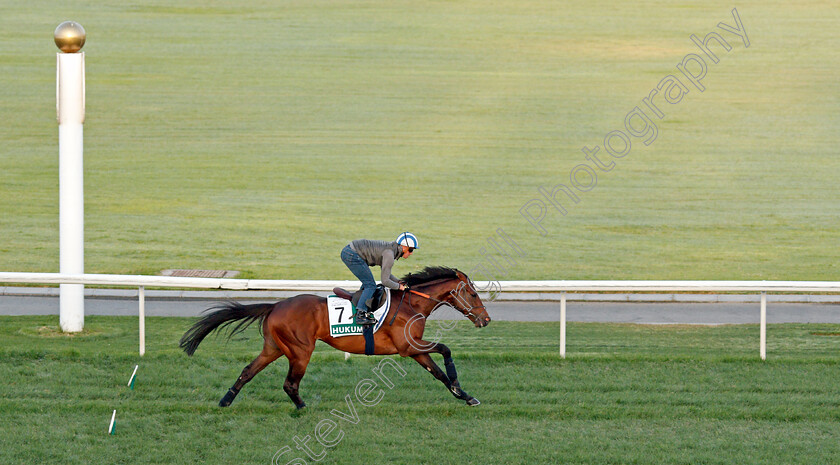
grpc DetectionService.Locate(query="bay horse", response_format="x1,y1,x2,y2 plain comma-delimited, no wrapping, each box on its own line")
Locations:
179,266,491,409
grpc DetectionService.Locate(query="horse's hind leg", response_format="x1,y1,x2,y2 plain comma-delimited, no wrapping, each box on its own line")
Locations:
219,342,282,407
282,346,314,409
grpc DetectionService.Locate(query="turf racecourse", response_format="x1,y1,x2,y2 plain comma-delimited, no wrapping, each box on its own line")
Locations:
1,1,839,280
1,316,839,464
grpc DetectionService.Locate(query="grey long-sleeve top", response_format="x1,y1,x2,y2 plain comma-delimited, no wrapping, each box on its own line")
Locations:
348,239,403,290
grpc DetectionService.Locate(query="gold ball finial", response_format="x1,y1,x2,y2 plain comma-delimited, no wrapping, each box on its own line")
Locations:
54,21,86,53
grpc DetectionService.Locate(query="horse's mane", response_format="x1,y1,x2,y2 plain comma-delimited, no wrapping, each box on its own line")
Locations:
401,266,460,287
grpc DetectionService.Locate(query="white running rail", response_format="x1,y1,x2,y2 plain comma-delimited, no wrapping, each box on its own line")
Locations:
2,272,839,359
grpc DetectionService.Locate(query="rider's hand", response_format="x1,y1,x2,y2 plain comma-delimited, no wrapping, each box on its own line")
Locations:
399,283,407,291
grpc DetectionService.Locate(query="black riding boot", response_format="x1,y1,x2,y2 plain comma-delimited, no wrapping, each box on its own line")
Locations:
354,309,376,326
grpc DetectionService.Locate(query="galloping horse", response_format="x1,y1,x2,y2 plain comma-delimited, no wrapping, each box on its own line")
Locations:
179,266,491,409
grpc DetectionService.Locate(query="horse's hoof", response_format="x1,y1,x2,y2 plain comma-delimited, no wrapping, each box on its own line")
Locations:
290,405,307,418
219,388,238,407
296,402,306,410
466,397,481,406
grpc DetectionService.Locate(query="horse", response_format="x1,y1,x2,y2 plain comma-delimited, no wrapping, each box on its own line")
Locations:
179,266,491,409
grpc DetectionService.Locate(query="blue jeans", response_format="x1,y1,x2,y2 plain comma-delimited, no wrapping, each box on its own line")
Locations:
341,245,376,312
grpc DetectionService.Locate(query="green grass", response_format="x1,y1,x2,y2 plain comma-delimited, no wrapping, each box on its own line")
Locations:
1,0,839,281
1,315,840,464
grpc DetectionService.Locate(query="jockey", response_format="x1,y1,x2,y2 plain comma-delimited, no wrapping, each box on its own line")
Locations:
341,232,418,325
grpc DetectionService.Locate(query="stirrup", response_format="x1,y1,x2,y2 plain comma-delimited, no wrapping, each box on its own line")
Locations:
354,311,376,326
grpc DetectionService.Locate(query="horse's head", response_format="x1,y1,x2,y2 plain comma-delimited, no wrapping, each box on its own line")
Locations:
402,266,492,328
448,270,491,328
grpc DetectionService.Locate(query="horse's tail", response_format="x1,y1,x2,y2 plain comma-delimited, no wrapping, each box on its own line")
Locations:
179,302,275,356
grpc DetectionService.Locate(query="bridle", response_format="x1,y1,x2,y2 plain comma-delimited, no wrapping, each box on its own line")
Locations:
388,277,487,325
445,280,488,320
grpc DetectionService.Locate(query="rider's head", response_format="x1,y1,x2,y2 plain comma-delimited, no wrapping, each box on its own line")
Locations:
396,232,418,258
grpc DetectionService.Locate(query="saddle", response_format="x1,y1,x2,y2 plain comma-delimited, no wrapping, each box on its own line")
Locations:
332,284,387,311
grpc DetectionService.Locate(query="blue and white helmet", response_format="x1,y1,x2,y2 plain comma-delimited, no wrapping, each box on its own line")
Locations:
396,232,419,249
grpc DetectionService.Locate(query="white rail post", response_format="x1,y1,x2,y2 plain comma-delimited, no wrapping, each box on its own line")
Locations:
138,286,146,356
760,291,767,360
560,292,566,358
55,22,86,333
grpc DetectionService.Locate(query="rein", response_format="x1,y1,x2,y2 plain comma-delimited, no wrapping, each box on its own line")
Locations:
388,281,486,325
388,290,407,326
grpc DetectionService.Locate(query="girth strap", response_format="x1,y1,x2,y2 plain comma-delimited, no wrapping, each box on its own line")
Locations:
363,325,374,355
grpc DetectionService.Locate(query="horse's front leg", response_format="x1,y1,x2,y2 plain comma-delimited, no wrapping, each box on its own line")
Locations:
409,344,480,406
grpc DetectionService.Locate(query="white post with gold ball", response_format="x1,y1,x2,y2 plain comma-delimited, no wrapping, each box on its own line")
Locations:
55,21,86,332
